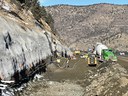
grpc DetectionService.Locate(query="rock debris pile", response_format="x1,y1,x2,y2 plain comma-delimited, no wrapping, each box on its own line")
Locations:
83,63,128,96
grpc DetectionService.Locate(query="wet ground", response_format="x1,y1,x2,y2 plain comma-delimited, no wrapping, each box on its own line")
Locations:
44,56,98,81
23,55,128,96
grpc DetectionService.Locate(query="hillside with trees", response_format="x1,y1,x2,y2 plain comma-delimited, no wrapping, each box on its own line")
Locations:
46,4,128,51
10,0,54,31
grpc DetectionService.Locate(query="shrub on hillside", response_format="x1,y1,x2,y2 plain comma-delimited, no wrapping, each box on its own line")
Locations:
11,0,54,31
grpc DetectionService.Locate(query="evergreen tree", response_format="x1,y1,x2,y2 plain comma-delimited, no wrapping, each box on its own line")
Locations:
11,0,54,31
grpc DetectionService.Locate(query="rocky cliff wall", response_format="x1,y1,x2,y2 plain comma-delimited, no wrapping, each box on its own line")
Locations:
0,1,72,80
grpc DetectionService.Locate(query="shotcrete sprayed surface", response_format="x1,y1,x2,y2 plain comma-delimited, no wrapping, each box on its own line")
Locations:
0,14,72,80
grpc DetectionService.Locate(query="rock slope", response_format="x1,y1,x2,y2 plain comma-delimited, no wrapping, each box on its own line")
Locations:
0,0,72,80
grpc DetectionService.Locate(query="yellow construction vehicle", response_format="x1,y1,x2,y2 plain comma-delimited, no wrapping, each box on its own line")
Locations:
87,54,98,66
74,50,81,55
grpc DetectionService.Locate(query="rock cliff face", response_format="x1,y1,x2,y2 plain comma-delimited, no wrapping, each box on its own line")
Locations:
46,4,128,50
0,1,72,80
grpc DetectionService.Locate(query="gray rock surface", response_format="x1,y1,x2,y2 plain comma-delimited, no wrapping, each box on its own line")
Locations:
0,3,72,80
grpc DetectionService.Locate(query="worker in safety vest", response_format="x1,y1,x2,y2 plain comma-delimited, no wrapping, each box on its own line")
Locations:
56,59,61,63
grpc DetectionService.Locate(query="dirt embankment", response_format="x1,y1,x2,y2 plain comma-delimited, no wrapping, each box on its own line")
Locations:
83,63,128,96
23,80,84,96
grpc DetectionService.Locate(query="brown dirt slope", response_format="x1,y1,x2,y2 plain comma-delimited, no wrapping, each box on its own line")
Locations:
46,4,128,50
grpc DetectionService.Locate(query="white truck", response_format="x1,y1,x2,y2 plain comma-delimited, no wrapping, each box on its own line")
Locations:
93,43,117,62
93,43,108,58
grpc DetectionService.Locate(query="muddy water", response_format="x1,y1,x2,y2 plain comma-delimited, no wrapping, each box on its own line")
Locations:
44,57,97,81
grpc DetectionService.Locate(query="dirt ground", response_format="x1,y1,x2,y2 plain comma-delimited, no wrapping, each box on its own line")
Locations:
23,55,128,96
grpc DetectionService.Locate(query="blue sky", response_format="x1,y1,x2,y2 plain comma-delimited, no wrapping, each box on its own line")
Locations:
39,0,128,6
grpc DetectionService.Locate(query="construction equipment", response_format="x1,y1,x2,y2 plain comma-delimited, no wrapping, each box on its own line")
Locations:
80,54,88,59
87,54,98,66
102,49,117,62
93,43,117,62
74,50,81,55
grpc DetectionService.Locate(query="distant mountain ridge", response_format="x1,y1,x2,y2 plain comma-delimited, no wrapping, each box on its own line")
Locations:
46,4,128,51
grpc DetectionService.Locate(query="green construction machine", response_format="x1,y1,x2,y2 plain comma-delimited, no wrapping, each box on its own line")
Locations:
94,43,117,62
102,49,117,62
